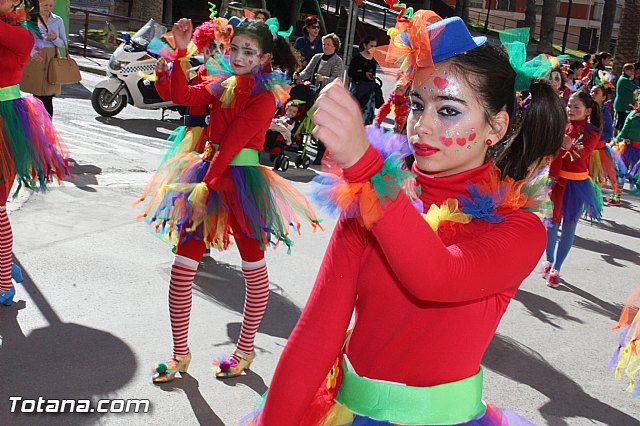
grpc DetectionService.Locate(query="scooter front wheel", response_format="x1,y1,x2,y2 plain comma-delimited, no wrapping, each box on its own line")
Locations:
91,88,126,117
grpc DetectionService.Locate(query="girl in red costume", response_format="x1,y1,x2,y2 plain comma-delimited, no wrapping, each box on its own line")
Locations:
138,18,320,383
543,91,603,288
0,0,69,306
248,13,567,425
153,16,233,164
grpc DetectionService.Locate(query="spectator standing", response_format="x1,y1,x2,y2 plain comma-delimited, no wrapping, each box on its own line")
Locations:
293,15,322,67
19,0,67,117
348,35,380,125
293,33,345,165
614,63,639,131
294,33,344,91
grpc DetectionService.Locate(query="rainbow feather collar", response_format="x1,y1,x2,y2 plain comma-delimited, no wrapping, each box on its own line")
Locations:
205,54,290,108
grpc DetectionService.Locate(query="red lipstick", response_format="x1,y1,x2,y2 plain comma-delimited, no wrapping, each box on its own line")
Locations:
413,143,439,157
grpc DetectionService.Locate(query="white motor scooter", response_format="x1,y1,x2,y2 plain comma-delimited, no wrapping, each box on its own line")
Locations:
91,19,198,118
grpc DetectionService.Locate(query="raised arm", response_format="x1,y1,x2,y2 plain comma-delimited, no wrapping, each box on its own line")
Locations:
260,219,364,425
170,50,214,106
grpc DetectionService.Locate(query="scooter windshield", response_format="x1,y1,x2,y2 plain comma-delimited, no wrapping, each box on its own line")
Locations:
131,19,167,48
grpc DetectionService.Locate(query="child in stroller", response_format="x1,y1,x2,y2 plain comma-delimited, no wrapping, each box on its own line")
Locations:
264,83,317,171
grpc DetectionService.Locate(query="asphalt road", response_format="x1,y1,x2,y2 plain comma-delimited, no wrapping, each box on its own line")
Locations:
1,71,639,425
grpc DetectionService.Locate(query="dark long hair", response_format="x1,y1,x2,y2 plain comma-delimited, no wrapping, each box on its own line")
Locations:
358,35,376,52
445,44,567,181
570,91,602,133
234,20,300,73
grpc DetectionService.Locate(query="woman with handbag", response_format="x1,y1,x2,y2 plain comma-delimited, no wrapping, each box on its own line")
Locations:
19,0,67,117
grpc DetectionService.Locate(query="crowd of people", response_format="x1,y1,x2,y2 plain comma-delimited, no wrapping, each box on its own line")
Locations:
2,0,640,424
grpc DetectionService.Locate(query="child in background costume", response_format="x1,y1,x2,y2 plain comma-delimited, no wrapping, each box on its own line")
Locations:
138,18,320,383
543,91,603,288
153,14,234,164
0,0,70,306
249,17,566,425
610,288,640,396
588,85,624,200
374,77,410,133
614,90,640,196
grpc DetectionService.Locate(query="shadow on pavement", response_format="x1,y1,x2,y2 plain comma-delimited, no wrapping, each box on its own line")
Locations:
59,83,92,100
556,280,623,322
513,289,583,329
0,259,136,425
157,374,224,425
192,258,301,342
573,235,640,267
484,334,640,426
216,368,269,396
593,218,640,239
95,116,179,140
63,159,102,192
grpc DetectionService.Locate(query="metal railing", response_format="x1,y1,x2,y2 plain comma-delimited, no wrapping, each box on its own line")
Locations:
70,7,170,57
467,9,589,54
321,0,399,30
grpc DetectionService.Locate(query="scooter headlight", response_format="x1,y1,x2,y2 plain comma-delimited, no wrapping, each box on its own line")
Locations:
109,57,129,71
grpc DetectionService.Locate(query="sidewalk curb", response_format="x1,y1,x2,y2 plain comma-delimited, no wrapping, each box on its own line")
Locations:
77,63,107,77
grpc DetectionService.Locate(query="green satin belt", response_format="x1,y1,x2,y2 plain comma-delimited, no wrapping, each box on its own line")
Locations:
0,85,21,102
211,143,259,166
335,358,486,425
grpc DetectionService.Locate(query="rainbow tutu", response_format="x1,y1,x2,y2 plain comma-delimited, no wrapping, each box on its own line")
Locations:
137,151,321,251
0,90,70,197
159,125,207,167
589,146,622,190
610,288,640,396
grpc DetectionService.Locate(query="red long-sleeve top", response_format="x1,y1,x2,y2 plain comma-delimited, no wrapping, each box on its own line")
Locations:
260,147,546,424
0,20,35,87
549,119,600,179
155,64,210,117
170,49,276,183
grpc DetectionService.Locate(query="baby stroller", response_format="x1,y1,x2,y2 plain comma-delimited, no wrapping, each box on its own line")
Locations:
264,83,318,171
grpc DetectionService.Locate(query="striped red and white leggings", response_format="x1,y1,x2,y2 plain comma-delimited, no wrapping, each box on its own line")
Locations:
0,184,13,293
169,222,269,357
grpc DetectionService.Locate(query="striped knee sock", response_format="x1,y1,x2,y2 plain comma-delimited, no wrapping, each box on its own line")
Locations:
169,255,199,357
234,259,269,360
0,207,13,293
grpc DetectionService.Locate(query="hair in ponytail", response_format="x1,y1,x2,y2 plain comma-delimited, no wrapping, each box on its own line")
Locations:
233,20,300,73
272,34,301,73
570,90,602,133
447,44,566,181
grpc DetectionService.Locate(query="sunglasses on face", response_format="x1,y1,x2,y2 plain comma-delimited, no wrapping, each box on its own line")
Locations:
310,25,320,29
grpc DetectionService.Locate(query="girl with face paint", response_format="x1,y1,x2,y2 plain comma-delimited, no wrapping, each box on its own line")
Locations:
0,0,71,306
253,12,566,426
139,18,321,383
543,91,603,287
154,17,233,165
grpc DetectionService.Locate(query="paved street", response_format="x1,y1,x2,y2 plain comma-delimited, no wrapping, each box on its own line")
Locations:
1,71,639,425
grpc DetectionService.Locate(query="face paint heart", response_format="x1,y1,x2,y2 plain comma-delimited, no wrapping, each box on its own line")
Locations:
469,132,476,141
456,138,466,146
433,76,448,91
245,42,251,47
248,60,253,65
439,136,453,147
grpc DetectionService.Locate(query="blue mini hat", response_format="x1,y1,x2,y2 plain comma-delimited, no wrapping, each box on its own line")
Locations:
428,17,486,63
